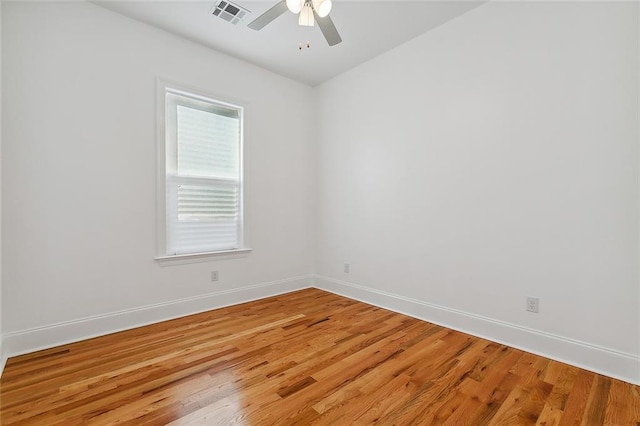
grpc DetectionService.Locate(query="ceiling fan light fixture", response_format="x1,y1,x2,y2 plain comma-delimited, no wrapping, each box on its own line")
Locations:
312,0,332,18
298,4,314,26
286,0,303,14
247,0,341,47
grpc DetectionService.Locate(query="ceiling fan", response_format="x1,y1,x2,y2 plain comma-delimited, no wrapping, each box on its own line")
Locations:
247,0,342,47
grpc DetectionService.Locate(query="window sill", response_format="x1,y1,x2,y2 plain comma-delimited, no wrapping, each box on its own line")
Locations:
155,248,252,266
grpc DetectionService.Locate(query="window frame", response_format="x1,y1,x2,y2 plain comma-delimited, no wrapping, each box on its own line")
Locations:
155,80,250,265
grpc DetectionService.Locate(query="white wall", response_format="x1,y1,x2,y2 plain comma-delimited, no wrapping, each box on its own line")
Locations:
2,1,315,352
315,1,640,383
0,0,4,371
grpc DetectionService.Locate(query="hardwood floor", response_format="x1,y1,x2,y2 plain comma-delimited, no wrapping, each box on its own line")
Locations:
1,289,638,425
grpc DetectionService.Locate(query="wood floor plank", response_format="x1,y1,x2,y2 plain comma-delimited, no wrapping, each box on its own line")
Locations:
582,375,611,425
1,288,638,425
559,370,595,425
603,380,640,426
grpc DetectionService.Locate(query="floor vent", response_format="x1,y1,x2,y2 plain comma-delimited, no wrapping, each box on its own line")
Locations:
211,0,250,25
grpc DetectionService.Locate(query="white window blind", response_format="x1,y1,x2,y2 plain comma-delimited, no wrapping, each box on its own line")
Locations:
164,89,243,255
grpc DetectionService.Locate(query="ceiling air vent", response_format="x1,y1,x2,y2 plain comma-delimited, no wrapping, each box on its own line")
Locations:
211,0,250,25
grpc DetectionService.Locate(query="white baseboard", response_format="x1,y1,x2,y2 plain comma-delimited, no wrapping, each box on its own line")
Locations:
0,341,6,379
3,275,312,360
314,275,640,386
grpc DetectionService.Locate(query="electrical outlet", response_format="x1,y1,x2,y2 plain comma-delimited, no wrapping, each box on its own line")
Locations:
526,296,539,313
211,271,219,282
343,263,350,273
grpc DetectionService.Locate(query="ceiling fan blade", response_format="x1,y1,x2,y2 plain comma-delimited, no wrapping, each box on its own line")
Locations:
315,12,342,46
247,1,289,31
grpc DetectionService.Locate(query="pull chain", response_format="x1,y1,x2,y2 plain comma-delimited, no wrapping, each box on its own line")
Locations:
298,41,311,51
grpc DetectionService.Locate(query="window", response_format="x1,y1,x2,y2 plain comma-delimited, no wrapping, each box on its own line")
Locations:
158,85,246,259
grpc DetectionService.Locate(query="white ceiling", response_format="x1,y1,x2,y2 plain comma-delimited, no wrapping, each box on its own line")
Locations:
95,1,484,86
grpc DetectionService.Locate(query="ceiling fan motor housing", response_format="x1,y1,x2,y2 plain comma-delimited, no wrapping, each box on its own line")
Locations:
247,0,341,47
287,0,332,17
